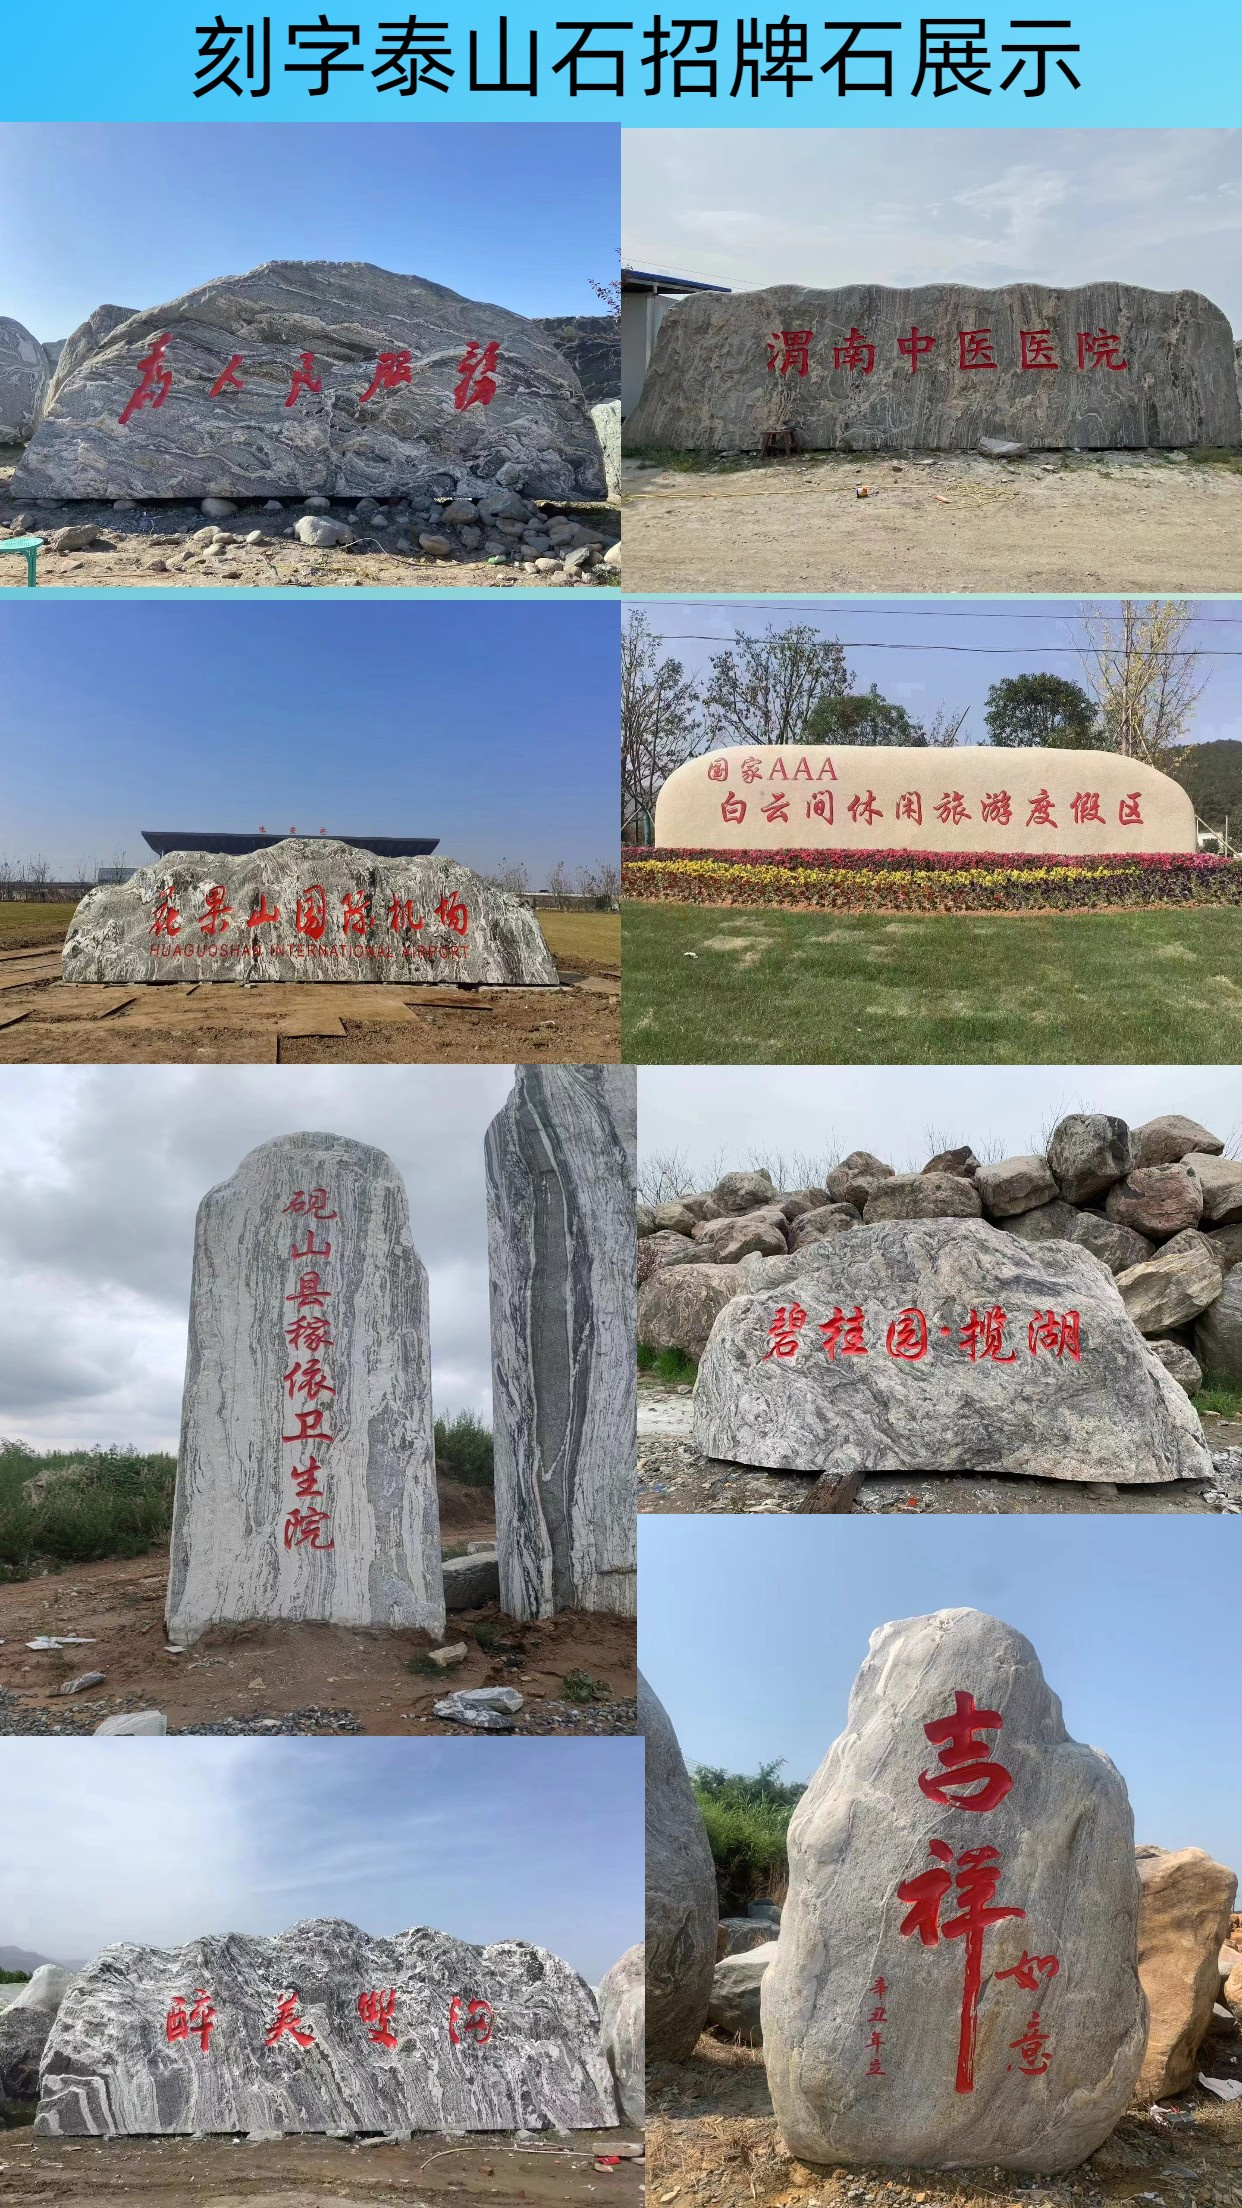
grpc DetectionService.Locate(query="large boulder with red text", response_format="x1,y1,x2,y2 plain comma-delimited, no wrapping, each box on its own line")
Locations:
34,1918,617,2137
761,1608,1147,2170
691,1220,1211,1484
642,1671,718,2062
623,283,1242,454
0,315,50,442
11,262,607,502
165,1131,444,1647
61,840,558,988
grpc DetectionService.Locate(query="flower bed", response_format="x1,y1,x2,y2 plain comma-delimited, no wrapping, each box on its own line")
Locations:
621,847,1242,913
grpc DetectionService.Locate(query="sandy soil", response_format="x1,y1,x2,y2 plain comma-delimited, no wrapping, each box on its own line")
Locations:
648,2034,1242,2208
637,1380,1242,1515
0,918,620,1066
0,2127,643,2205
621,449,1242,594
0,1536,636,1737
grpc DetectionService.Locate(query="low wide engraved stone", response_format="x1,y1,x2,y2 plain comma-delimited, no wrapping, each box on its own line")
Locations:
166,1133,444,1645
624,283,1241,454
62,841,559,988
35,1918,617,2137
692,1220,1211,1484
485,1068,637,1619
761,1608,1147,2171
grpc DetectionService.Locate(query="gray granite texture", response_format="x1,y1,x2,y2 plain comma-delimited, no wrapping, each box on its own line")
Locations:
43,304,136,416
642,1671,718,2063
0,315,49,441
596,1943,644,2124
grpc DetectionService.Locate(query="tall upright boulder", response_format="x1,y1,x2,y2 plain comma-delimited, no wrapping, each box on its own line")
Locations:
762,1609,1147,2170
597,1943,645,2123
0,316,49,442
486,1068,636,1619
1136,1845,1238,2100
0,1967,77,2102
642,1671,718,2062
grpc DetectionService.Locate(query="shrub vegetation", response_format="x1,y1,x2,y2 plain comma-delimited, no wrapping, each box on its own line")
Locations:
0,1443,176,1578
692,1762,806,1913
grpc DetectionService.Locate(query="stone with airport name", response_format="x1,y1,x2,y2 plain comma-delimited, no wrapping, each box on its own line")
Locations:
61,840,559,987
653,747,1196,856
624,283,1241,454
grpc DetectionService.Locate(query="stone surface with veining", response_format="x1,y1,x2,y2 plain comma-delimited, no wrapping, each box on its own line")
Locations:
0,1968,77,2102
761,1608,1147,2170
692,1220,1211,1484
0,315,49,442
166,1132,444,1646
486,1069,636,1620
62,841,558,987
42,304,136,417
642,1671,717,2062
624,284,1241,453
35,1919,616,2137
596,1944,644,2124
13,262,605,501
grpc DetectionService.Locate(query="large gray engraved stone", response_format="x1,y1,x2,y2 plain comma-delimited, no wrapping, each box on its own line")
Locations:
623,284,1241,455
641,1671,718,2062
692,1220,1210,1484
12,261,606,501
166,1132,444,1646
762,1609,1147,2171
34,1919,617,2137
485,1068,636,1620
62,841,558,987
0,316,50,442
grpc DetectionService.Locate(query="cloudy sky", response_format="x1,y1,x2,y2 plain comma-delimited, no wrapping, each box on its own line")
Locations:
0,1736,642,1977
638,1064,1242,1192
634,598,1242,752
623,128,1242,327
0,122,618,341
640,1516,1241,1872
0,1065,519,1453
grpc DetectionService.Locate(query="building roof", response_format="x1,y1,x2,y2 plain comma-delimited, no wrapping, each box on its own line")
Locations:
621,267,731,295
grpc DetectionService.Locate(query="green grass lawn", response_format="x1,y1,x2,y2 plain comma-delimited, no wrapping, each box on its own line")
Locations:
622,904,1242,1064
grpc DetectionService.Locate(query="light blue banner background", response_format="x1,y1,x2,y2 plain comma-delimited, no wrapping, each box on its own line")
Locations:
2,0,1235,125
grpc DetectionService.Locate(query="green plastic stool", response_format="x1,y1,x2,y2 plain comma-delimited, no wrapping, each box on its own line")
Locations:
0,534,43,587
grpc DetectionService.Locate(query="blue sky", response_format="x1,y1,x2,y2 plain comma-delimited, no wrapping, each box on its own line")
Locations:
0,1736,642,1976
0,123,618,342
639,1517,1242,1873
636,598,1242,751
0,601,619,884
624,130,1242,328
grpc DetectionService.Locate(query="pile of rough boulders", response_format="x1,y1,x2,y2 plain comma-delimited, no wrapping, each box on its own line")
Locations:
638,1111,1242,1396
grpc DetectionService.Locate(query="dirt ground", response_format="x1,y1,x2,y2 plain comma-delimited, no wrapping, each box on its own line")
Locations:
0,2127,643,2205
0,912,620,1066
621,449,1242,593
648,2034,1242,2208
637,1380,1242,1515
0,1528,636,1735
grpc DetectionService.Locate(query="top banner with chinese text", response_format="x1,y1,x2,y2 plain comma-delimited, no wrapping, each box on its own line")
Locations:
2,0,1237,124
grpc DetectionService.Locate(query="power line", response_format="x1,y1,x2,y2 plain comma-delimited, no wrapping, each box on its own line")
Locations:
635,632,1242,658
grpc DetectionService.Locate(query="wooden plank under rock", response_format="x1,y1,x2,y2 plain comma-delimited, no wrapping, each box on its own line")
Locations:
276,1012,347,1039
0,961,63,990
0,1008,30,1030
794,1470,864,1513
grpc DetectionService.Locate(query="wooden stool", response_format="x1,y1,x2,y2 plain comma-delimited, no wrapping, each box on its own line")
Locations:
761,428,798,459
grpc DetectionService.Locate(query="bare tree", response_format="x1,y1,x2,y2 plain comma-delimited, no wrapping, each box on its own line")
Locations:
1077,600,1209,765
923,706,970,749
621,610,704,832
545,860,574,900
702,623,849,747
487,858,530,894
24,855,51,890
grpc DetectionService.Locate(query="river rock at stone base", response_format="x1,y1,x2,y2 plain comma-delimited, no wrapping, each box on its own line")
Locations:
718,1918,780,1958
486,1068,636,1620
34,1919,616,2137
61,841,558,987
638,1263,745,1362
641,1672,718,2062
13,262,606,502
624,283,1241,454
0,315,49,442
165,1132,444,1647
692,1219,1211,1483
709,1943,778,2046
1136,1847,1239,2100
596,1945,644,2124
0,1968,77,2102
761,1608,1147,2171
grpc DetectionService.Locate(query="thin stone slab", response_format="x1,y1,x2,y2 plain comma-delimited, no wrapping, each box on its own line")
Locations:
486,1068,636,1620
166,1132,444,1646
624,284,1242,453
62,841,558,987
692,1220,1211,1484
0,315,49,441
762,1609,1147,2170
641,1672,718,2062
13,261,606,502
34,1919,616,2137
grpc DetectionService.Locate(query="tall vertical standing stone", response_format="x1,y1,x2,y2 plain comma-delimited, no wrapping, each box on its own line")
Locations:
485,1068,636,1619
166,1133,444,1645
762,1609,1147,2171
642,1671,718,2062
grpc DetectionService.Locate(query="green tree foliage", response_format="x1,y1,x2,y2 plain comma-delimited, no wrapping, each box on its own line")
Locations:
702,625,849,747
0,1443,176,1577
434,1411,494,1490
691,1762,806,1912
1167,740,1242,835
802,685,927,747
983,672,1105,749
